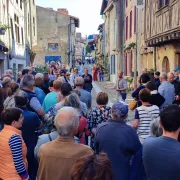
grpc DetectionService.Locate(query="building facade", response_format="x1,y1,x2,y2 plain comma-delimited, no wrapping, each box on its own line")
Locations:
144,0,180,73
0,0,37,77
34,6,79,67
100,0,125,82
75,32,86,62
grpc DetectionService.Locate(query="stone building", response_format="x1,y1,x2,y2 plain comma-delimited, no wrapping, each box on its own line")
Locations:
34,6,79,66
0,0,37,77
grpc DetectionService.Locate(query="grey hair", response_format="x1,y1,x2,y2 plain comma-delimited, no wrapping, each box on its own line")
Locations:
64,93,81,111
35,73,44,79
111,109,121,119
57,77,66,83
21,74,35,88
15,90,27,98
150,119,163,137
5,69,13,74
54,107,79,136
160,72,167,80
75,77,84,86
73,89,81,97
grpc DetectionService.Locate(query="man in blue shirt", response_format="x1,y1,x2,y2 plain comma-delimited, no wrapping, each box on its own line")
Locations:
143,104,180,180
158,72,175,108
95,102,141,180
15,90,42,180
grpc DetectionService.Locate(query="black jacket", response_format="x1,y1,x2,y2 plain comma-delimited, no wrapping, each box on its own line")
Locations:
149,91,165,107
82,74,93,90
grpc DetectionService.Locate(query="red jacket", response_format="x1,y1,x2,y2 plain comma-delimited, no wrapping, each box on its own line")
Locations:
77,117,91,144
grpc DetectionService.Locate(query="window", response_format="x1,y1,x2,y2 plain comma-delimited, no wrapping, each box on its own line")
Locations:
126,16,128,40
10,18,14,40
28,13,30,36
130,11,132,38
14,14,20,43
134,6,136,33
111,55,115,74
16,0,18,4
126,0,128,7
21,28,24,44
158,0,169,9
20,0,22,9
33,17,35,36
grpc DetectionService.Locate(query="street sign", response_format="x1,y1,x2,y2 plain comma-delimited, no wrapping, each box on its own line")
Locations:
136,0,144,9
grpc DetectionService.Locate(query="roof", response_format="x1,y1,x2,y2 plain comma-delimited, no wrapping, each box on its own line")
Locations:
100,0,108,15
36,6,80,28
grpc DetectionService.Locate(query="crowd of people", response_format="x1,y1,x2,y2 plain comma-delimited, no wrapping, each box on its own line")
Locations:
0,64,180,180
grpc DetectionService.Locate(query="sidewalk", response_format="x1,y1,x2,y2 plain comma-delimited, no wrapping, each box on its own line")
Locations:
92,80,135,121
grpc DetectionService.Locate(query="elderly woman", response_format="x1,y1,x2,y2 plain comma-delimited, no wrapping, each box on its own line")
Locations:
88,92,111,149
4,82,20,109
0,108,29,180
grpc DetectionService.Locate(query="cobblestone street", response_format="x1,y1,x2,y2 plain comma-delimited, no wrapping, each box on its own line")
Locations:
93,80,135,122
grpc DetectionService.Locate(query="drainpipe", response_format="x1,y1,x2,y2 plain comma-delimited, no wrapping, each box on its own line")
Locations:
153,47,157,71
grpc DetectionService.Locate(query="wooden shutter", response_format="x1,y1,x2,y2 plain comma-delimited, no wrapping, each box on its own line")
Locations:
126,16,128,40
134,6,136,33
130,11,132,37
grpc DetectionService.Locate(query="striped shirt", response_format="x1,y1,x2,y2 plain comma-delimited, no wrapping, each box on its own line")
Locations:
135,105,160,143
9,134,29,179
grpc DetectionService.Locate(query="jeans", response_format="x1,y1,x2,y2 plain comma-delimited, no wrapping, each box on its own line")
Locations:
99,73,104,81
120,92,127,101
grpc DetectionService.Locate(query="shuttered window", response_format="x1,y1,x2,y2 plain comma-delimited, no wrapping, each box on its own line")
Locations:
130,11,132,38
126,16,128,40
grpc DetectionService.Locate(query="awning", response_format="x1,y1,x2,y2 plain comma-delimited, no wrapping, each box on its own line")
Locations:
0,40,8,52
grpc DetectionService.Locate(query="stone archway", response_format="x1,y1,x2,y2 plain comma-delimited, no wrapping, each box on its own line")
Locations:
162,56,170,73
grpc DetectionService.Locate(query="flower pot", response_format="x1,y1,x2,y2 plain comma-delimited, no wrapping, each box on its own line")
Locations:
0,29,5,35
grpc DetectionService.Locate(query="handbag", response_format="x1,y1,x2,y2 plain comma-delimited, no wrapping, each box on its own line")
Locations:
129,99,137,110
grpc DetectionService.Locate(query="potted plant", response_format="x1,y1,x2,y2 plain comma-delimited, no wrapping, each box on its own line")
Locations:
0,24,10,34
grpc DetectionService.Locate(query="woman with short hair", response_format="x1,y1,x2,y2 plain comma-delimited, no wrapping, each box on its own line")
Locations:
0,108,29,180
4,82,20,109
88,92,111,149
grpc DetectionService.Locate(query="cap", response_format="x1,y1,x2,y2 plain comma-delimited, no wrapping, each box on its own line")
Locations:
112,101,128,118
59,69,66,74
155,71,160,76
174,67,180,72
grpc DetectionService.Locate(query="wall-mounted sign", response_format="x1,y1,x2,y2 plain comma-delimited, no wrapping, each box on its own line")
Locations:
48,43,59,52
45,56,61,65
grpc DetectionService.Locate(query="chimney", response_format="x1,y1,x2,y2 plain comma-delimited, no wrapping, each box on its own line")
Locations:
57,8,69,15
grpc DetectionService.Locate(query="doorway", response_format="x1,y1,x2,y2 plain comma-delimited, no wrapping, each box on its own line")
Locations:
162,56,170,73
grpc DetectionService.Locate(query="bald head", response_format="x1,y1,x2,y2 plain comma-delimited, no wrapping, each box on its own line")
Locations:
160,72,167,82
167,72,174,83
54,107,79,137
75,77,84,87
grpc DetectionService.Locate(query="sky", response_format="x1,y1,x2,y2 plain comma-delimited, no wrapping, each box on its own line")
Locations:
36,0,104,37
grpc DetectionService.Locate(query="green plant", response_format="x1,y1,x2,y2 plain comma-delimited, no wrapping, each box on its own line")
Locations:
0,24,10,31
35,66,49,73
124,45,131,51
125,76,133,93
129,42,136,48
86,44,92,54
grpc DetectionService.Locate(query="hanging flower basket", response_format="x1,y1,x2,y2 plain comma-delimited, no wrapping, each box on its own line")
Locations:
0,24,10,35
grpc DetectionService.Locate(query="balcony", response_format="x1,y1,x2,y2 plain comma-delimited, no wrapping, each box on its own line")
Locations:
11,40,26,58
145,0,180,47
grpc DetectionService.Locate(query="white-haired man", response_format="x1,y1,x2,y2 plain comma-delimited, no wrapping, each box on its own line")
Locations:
37,107,93,180
21,74,45,117
158,72,175,108
75,77,92,109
